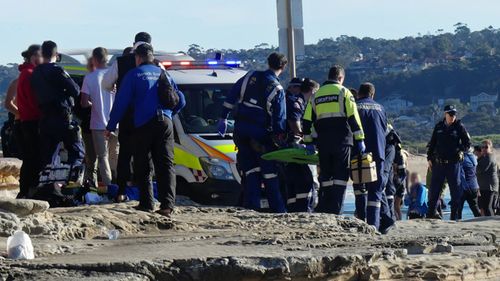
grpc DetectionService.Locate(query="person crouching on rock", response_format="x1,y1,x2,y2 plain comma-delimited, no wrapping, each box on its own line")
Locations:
405,172,428,219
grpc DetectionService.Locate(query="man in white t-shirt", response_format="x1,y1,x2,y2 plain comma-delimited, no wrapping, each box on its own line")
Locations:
81,47,118,186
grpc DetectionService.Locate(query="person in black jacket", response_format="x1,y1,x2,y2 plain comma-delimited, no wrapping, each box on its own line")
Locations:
477,139,499,216
31,41,84,169
102,32,152,202
426,105,471,220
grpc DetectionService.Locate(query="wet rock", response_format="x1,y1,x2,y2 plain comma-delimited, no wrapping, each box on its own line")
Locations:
0,199,49,217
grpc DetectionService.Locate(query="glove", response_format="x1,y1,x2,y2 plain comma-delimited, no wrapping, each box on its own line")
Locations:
357,140,366,154
272,133,287,148
305,144,316,155
217,119,228,137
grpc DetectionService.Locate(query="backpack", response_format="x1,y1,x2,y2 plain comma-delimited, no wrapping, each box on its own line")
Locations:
157,69,180,110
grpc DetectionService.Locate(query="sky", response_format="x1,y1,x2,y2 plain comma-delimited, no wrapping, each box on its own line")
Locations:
0,0,499,65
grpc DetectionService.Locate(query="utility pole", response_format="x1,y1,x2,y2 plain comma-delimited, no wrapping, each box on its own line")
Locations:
286,0,296,79
277,0,304,81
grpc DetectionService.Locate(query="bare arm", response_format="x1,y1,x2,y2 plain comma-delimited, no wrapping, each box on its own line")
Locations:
4,78,19,116
80,92,92,108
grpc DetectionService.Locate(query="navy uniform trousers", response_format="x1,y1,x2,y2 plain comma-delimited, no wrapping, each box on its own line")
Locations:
428,162,462,220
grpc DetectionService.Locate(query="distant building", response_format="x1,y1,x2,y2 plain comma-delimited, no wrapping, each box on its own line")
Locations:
470,92,498,113
381,96,414,113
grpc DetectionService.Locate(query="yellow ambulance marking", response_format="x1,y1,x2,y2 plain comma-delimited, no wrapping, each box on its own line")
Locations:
174,147,203,170
214,144,237,154
63,66,88,72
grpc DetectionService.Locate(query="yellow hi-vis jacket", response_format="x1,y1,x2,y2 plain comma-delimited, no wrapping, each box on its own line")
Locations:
303,81,364,146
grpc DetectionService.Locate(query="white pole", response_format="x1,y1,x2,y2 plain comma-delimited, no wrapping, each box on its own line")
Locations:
286,0,296,79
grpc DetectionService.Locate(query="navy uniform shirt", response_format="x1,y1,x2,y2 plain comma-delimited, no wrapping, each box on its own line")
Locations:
427,119,471,162
356,97,387,161
31,63,80,116
221,70,286,138
286,91,306,122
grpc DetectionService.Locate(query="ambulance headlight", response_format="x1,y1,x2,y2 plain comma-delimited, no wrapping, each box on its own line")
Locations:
199,157,234,180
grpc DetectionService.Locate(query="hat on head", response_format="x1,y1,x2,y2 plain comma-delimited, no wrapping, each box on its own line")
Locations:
444,105,457,113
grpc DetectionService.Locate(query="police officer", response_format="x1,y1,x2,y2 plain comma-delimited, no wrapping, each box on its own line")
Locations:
427,105,471,220
356,83,395,233
31,41,84,170
303,65,365,215
218,52,288,213
285,78,319,212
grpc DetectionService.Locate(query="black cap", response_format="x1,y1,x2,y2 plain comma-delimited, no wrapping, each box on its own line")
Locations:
21,44,41,60
444,105,457,113
288,77,304,87
134,42,154,56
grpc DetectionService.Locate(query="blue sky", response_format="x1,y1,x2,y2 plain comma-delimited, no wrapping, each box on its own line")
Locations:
0,0,499,65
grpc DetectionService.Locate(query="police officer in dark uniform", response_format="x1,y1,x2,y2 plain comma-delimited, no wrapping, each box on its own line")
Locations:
31,41,84,169
218,52,288,213
356,83,395,233
427,105,471,220
285,78,319,212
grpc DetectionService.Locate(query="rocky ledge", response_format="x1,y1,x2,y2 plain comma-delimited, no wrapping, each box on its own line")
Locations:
0,200,498,281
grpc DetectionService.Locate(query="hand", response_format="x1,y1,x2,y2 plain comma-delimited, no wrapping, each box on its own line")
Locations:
357,141,366,154
272,133,287,148
217,119,228,137
104,130,112,140
428,160,433,169
305,144,316,155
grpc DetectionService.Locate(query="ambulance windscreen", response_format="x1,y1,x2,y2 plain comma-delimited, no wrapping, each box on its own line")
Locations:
177,84,234,134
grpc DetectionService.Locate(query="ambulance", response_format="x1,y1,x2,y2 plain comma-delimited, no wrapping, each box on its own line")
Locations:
59,49,246,206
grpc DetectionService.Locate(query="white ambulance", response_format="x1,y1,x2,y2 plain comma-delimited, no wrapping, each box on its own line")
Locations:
59,49,246,205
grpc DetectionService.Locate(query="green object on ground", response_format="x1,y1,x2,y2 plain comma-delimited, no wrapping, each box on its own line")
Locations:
261,148,319,164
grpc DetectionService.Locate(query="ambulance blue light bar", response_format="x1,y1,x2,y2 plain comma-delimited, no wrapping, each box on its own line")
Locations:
162,60,242,68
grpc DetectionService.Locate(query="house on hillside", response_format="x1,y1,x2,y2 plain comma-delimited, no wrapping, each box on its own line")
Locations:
380,95,414,113
470,92,498,114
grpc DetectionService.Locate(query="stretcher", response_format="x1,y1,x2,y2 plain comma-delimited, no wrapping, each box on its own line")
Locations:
261,148,319,164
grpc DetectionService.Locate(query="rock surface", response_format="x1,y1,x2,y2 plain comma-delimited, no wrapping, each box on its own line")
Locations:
0,158,21,188
0,201,498,281
0,199,50,217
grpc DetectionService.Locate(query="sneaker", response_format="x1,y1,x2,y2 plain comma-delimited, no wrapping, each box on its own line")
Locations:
115,194,128,203
380,223,396,235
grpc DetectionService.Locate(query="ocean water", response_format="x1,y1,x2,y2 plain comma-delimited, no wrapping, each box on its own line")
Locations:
341,190,474,220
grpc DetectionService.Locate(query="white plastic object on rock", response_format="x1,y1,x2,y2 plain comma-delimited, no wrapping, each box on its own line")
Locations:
6,230,34,260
